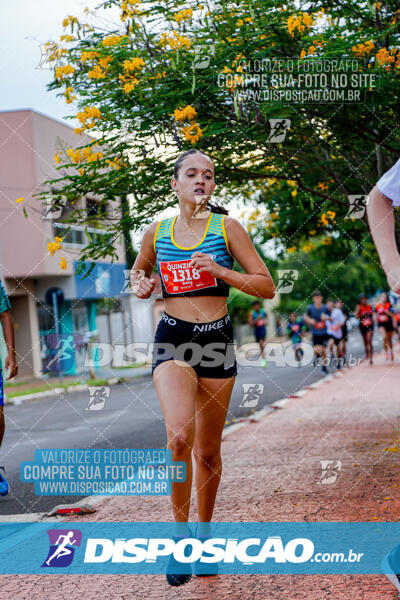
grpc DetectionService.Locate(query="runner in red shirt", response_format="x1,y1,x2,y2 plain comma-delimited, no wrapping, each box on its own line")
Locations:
355,295,374,364
374,292,395,361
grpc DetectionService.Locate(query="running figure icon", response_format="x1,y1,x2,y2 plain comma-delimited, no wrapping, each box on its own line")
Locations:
45,531,78,566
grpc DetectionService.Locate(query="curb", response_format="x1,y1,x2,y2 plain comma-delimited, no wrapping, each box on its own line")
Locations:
4,369,153,405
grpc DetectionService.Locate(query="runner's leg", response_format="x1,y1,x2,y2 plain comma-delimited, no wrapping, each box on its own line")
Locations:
366,330,373,363
153,361,197,533
379,326,389,358
193,375,235,531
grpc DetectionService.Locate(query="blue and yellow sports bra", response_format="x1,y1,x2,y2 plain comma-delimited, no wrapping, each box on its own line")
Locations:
153,212,234,298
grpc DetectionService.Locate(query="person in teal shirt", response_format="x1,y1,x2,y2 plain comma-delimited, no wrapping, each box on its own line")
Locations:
0,280,18,496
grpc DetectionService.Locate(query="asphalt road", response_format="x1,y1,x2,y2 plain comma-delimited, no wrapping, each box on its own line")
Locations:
0,331,382,515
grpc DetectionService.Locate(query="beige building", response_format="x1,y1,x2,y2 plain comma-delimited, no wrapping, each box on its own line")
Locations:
0,109,131,379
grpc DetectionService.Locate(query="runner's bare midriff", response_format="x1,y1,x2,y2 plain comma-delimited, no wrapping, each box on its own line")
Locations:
164,296,228,322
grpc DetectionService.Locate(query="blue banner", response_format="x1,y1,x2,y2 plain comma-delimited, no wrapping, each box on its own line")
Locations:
20,449,185,496
74,261,127,299
0,522,399,574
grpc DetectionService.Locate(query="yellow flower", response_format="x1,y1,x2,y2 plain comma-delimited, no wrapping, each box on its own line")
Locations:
159,31,191,50
352,41,375,57
97,56,113,69
80,50,99,63
287,12,314,37
181,122,203,144
102,34,126,47
123,57,145,72
173,8,193,23
79,168,84,176
54,153,61,163
15,197,24,203
55,64,75,80
60,35,76,43
88,65,106,79
174,105,197,122
59,257,67,270
287,246,296,253
300,49,306,59
291,189,297,197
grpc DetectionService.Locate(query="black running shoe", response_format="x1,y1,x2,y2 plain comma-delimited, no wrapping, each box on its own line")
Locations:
166,528,193,586
193,524,219,577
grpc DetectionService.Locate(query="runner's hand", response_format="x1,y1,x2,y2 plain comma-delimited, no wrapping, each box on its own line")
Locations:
131,273,155,299
5,353,18,379
190,251,223,277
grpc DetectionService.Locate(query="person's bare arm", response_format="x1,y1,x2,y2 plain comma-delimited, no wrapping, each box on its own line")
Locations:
130,222,158,299
248,310,255,326
304,312,315,326
366,186,400,293
214,216,275,298
0,310,18,379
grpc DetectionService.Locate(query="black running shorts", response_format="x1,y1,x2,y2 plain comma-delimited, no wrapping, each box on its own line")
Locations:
152,312,237,378
312,332,329,347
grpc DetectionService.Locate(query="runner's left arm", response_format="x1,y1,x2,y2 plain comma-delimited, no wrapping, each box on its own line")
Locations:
215,216,276,299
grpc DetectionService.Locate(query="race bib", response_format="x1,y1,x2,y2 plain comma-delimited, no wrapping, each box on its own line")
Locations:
362,317,372,326
292,324,300,332
159,259,217,294
377,314,388,322
256,317,266,327
315,321,325,330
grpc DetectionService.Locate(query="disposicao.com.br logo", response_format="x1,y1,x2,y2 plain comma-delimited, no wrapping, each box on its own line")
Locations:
2,522,390,574
41,531,362,569
42,529,82,567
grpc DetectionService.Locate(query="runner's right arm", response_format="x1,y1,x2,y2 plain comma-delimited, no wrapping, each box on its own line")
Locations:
130,222,158,299
366,186,400,293
304,307,315,327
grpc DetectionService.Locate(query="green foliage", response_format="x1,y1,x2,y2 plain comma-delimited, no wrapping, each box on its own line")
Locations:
37,0,400,273
275,242,388,317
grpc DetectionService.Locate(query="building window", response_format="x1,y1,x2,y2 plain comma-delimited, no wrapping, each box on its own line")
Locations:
86,198,107,219
53,223,85,246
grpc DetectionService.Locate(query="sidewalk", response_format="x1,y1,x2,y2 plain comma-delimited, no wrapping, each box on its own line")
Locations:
3,351,400,598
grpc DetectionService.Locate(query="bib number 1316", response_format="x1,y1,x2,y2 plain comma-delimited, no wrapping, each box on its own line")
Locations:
159,259,217,294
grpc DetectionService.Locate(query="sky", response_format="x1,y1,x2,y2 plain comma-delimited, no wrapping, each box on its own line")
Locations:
0,0,129,123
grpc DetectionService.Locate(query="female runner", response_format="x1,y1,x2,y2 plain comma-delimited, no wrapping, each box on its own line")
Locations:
130,149,275,586
375,291,395,361
355,295,374,364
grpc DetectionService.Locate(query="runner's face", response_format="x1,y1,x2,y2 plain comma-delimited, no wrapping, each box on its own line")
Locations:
313,295,322,306
171,154,215,210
